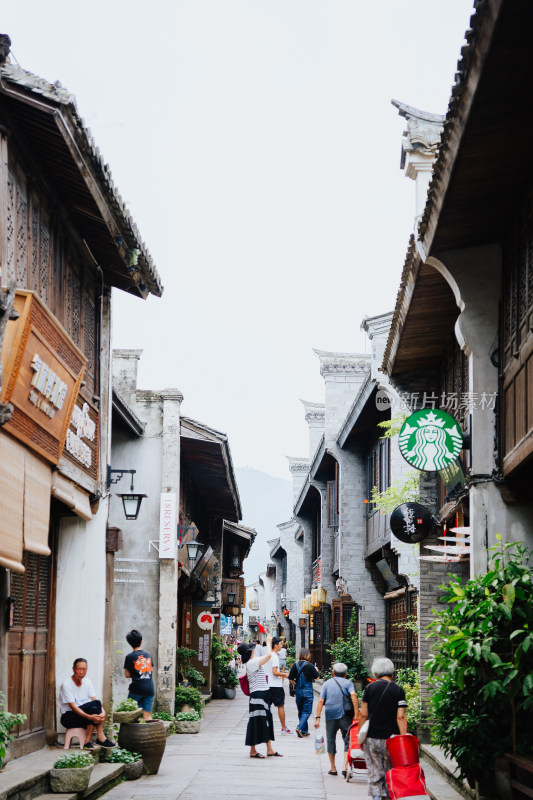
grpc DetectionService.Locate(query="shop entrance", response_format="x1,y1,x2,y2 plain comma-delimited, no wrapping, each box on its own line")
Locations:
8,551,52,751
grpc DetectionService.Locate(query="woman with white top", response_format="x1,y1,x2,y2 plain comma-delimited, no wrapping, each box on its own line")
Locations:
237,635,283,759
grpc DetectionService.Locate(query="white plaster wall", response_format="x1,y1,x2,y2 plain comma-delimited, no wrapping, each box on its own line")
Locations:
55,501,109,710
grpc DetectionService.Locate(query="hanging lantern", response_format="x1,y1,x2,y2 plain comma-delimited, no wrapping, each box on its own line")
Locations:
305,594,312,612
311,588,320,607
300,598,308,615
318,586,327,604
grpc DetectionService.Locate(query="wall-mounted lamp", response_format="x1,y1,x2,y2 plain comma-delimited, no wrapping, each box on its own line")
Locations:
186,540,205,561
107,466,147,521
227,591,236,605
231,553,240,568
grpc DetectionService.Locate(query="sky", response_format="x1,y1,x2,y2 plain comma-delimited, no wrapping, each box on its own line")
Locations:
3,1,474,480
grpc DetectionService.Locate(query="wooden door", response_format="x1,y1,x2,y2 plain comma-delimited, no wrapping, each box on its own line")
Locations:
8,552,51,734
386,591,418,670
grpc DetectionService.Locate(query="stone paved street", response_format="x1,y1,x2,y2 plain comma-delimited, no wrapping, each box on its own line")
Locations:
104,690,369,800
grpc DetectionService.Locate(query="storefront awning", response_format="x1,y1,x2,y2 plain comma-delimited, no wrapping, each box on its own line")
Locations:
52,473,92,521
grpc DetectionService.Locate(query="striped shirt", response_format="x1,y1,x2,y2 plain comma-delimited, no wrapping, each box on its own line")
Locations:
246,657,269,692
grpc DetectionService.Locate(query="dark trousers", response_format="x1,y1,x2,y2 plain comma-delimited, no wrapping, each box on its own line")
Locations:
296,685,314,734
61,699,102,730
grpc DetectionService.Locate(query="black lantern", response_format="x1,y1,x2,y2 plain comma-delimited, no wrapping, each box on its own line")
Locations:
107,467,147,521
227,591,236,605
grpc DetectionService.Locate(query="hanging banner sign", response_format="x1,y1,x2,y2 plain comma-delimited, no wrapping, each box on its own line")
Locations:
398,409,463,472
159,492,177,559
390,502,433,544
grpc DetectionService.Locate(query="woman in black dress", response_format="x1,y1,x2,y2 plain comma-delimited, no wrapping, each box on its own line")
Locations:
237,635,283,758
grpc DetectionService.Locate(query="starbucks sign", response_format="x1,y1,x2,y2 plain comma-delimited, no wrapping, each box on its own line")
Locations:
399,409,463,472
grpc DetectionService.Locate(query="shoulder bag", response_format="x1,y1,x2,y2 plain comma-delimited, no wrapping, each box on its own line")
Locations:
333,677,354,715
238,672,250,696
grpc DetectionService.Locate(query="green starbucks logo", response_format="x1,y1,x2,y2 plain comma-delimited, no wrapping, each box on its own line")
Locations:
399,409,463,472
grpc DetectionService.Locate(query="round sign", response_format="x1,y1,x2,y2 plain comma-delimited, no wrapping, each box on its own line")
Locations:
398,409,463,472
197,611,215,630
390,502,433,544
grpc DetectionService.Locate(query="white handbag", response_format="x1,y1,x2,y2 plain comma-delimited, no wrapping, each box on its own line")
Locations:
358,719,369,745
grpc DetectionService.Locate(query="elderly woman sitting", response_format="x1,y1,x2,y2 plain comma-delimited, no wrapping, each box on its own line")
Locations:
358,657,407,800
237,634,283,759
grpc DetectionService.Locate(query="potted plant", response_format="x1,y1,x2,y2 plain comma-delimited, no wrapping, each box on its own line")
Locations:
218,664,238,699
49,751,94,793
174,710,201,734
427,539,533,794
326,608,368,690
174,685,203,717
176,647,198,685
113,698,143,724
105,746,143,780
0,693,26,769
211,634,232,698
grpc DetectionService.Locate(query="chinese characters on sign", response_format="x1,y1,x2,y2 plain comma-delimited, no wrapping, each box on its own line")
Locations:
29,353,68,418
390,502,433,544
65,402,96,469
398,391,496,413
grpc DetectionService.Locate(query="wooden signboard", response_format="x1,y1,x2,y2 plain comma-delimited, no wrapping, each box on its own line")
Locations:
1,290,86,465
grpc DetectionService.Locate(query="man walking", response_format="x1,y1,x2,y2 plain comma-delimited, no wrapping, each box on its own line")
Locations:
265,636,292,734
314,662,358,776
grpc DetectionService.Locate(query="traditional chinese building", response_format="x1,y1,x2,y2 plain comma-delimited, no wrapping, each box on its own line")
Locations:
0,37,161,757
109,350,253,706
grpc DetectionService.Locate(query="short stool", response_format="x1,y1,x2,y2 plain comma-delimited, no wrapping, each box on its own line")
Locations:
63,728,86,749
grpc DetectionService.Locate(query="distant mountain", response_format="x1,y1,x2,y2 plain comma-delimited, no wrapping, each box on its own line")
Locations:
235,467,292,583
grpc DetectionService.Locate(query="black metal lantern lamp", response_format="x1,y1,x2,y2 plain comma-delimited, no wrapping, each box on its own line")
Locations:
107,467,147,521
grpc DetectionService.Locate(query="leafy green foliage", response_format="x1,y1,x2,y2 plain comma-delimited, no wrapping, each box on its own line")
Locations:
105,747,141,764
401,678,422,732
186,667,205,688
285,641,296,668
175,711,200,722
427,540,533,784
53,752,94,769
396,667,418,687
115,698,139,712
326,609,368,682
211,634,232,680
377,413,409,439
152,711,173,721
174,685,203,717
176,647,198,683
218,663,238,687
0,693,26,763
370,470,423,513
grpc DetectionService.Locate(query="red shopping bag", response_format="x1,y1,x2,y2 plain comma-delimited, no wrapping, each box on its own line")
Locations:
238,673,250,696
386,764,427,799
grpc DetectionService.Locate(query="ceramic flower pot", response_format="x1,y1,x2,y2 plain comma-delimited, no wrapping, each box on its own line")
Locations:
49,764,93,792
174,719,201,734
123,759,144,780
118,720,166,775
211,684,226,699
224,688,236,699
113,709,143,724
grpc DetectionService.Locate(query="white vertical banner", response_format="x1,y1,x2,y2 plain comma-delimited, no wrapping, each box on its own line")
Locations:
159,492,177,559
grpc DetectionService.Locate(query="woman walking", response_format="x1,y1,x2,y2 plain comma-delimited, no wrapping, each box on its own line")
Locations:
237,635,283,759
358,658,407,800
288,648,319,738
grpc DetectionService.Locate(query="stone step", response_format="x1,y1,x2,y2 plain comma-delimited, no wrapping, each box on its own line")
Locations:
421,745,475,800
0,751,124,800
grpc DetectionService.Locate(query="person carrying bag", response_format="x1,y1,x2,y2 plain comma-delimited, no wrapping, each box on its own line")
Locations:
288,648,319,738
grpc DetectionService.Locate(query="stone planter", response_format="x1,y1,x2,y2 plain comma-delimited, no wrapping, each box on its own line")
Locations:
211,684,226,699
118,720,166,775
113,709,143,724
49,764,94,793
224,688,236,699
174,719,201,734
123,759,144,780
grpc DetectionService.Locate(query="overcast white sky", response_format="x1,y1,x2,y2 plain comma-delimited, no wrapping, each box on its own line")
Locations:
4,1,473,479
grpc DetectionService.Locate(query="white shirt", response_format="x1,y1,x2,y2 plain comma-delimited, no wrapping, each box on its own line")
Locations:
268,651,283,688
246,657,269,692
278,647,287,660
59,676,96,715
